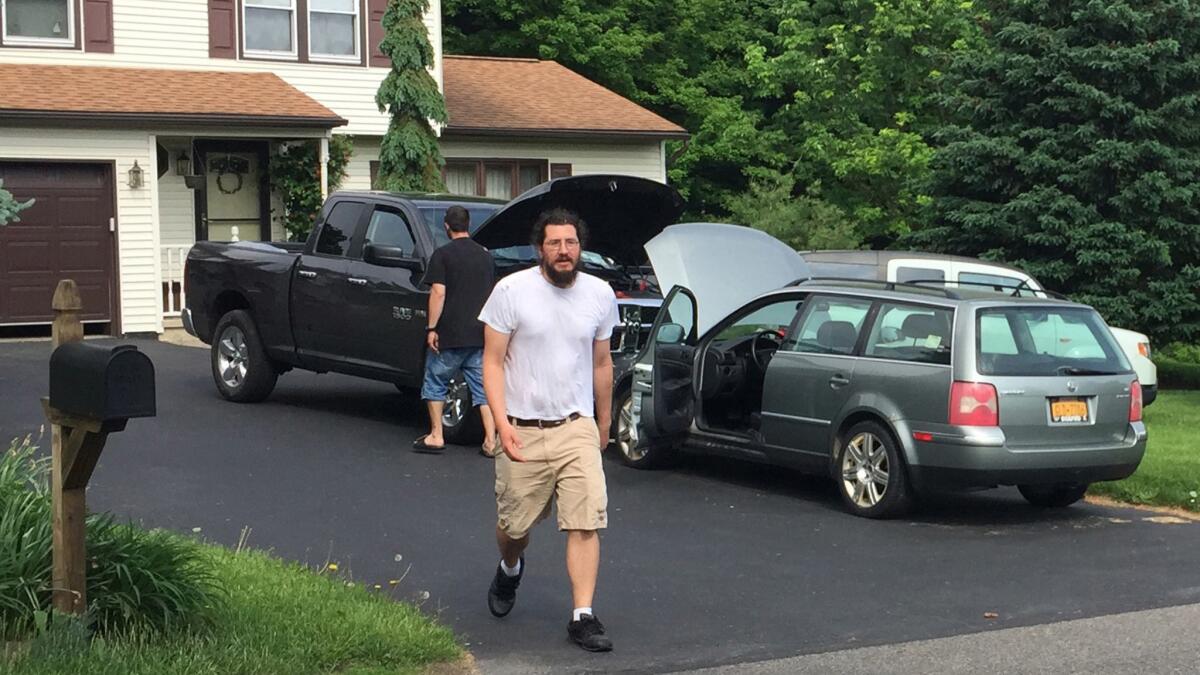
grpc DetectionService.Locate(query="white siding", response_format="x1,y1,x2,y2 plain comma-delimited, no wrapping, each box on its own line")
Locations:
0,128,160,335
0,0,444,136
440,137,666,183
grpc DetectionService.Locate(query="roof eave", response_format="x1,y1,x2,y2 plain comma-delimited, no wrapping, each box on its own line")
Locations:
443,125,689,141
0,109,348,129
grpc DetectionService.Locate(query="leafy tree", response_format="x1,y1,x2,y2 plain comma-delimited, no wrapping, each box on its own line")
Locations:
268,136,352,241
0,179,33,226
909,0,1200,343
375,0,447,192
725,171,861,250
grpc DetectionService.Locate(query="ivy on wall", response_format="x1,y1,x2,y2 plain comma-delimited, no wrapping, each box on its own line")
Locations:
268,135,353,241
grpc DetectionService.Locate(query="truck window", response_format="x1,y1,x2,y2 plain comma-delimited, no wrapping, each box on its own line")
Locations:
316,201,364,256
364,208,417,257
896,266,944,283
959,271,1022,291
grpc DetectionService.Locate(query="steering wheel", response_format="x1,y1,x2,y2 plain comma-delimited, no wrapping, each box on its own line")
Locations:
750,329,785,372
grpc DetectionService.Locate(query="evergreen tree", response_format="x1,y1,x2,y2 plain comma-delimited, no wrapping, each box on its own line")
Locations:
375,0,447,192
910,0,1200,342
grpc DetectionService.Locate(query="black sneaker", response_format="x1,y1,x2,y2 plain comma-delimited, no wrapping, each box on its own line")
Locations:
487,557,523,617
568,614,613,652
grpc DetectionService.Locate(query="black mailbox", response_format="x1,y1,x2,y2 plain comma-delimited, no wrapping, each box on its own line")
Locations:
49,343,156,422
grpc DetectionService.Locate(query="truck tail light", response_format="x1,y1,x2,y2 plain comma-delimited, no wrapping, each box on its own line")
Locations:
1137,341,1151,358
1129,380,1143,422
950,381,999,426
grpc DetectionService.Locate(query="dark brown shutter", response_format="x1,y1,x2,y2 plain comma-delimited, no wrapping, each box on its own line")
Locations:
83,0,114,53
368,0,390,67
208,0,238,59
550,163,573,179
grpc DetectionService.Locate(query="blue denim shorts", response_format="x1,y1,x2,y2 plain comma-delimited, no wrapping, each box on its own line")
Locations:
421,347,487,405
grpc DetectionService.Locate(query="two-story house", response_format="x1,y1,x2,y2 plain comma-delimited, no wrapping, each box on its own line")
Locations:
0,0,686,337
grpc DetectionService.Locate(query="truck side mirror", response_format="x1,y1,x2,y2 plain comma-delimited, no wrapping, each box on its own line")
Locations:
364,243,424,272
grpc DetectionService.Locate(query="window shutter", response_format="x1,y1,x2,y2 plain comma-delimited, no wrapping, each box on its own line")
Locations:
208,0,238,59
368,0,390,67
83,0,114,53
550,163,573,179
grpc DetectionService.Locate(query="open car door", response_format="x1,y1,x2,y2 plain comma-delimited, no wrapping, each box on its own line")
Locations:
628,285,698,462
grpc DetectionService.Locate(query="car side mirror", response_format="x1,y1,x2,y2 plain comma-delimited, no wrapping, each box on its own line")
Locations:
656,322,685,344
364,243,424,271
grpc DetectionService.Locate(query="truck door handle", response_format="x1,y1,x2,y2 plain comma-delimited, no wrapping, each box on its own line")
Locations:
298,270,317,279
829,375,850,387
348,277,367,286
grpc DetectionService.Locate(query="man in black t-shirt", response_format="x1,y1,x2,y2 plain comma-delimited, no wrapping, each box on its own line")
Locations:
413,205,497,455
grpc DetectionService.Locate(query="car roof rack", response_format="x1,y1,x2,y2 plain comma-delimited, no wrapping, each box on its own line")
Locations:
905,279,1071,300
786,277,964,299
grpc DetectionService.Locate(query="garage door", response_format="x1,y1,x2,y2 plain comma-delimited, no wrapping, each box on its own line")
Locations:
0,162,116,327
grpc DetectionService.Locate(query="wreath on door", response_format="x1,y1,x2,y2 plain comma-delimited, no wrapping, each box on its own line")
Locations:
210,155,251,195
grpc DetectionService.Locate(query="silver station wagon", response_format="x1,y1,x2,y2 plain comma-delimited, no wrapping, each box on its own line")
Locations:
622,224,1148,518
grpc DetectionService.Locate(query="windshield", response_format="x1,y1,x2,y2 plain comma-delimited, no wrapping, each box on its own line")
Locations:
417,205,502,248
976,306,1130,376
491,245,620,270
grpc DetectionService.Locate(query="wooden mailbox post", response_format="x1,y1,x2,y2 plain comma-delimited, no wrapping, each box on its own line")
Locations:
42,280,156,614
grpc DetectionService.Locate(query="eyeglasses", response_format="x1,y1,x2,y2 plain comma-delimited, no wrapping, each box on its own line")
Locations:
544,238,581,250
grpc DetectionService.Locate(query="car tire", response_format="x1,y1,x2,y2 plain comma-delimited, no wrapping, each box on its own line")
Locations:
441,373,484,446
835,421,912,518
1018,483,1088,508
211,309,278,403
613,386,675,469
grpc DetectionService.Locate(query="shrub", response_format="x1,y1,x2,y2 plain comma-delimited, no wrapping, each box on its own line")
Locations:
0,436,225,641
1156,359,1200,390
1157,342,1200,365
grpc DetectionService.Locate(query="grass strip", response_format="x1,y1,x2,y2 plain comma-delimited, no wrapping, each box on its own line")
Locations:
1089,390,1200,512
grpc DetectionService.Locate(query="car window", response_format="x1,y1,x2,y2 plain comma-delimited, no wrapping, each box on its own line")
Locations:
417,206,501,247
715,299,803,341
864,302,953,365
897,266,944,283
652,288,697,345
364,208,417,257
787,296,873,355
315,201,363,257
976,307,1129,376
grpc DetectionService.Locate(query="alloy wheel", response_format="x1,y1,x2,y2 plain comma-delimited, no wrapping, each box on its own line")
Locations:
217,326,249,389
443,379,467,429
841,431,890,508
617,394,646,462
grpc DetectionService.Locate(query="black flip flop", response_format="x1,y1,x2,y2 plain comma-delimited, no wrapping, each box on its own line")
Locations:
412,435,445,454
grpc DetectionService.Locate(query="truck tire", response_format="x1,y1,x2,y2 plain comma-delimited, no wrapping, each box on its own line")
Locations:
211,309,278,403
441,373,484,445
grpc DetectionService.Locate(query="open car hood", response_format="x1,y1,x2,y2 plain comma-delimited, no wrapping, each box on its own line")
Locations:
645,223,812,335
472,174,685,264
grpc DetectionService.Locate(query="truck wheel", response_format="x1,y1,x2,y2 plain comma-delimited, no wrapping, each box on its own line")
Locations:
211,310,278,403
1018,483,1088,508
441,374,484,445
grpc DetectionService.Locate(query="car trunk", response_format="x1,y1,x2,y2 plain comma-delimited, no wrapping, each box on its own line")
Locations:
993,375,1135,448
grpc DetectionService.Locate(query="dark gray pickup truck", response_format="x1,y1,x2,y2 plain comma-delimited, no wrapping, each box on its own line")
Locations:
183,175,683,443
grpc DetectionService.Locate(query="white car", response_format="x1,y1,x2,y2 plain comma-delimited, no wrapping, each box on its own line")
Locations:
799,250,1158,405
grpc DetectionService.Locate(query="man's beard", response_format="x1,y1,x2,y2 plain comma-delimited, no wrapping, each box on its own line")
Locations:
541,255,581,287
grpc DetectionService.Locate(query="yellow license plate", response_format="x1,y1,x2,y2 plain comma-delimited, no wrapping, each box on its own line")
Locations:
1051,399,1088,423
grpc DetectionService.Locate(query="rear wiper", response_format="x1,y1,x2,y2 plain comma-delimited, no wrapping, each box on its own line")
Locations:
1056,366,1120,375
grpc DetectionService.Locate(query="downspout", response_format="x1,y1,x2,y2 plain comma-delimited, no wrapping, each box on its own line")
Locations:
319,132,331,200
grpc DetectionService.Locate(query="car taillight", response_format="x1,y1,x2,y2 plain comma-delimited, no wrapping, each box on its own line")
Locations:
949,381,999,426
1129,380,1143,422
1137,342,1151,358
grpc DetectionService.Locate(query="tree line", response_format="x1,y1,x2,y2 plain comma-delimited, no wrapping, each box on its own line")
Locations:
443,0,1200,343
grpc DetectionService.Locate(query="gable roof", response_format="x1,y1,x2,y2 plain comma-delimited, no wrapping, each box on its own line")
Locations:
0,64,346,128
443,55,687,140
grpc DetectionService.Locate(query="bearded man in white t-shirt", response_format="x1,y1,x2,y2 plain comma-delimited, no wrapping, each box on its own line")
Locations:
478,207,619,653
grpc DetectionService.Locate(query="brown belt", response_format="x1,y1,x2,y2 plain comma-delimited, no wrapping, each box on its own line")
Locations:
508,412,582,429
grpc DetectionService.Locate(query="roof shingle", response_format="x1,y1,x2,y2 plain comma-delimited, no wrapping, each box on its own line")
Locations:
0,64,346,127
443,55,687,139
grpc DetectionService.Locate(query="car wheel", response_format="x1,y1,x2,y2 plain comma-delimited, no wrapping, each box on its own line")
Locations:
613,387,675,469
1018,483,1088,508
211,309,278,403
835,421,911,518
441,374,484,446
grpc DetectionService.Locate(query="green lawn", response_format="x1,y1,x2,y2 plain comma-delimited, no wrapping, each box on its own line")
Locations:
3,544,461,675
1088,390,1200,511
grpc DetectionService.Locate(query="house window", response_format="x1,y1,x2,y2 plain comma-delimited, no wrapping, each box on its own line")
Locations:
309,0,358,60
444,160,547,199
244,0,296,55
2,0,73,46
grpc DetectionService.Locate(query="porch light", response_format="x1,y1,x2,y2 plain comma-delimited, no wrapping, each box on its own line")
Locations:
176,152,191,176
127,161,145,189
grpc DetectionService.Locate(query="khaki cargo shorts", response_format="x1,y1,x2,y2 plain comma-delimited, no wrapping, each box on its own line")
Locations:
495,416,608,539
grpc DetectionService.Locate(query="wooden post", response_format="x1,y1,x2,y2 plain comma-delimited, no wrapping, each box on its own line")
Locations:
50,279,86,614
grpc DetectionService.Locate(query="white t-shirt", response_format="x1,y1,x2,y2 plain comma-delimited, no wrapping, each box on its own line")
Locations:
478,267,620,420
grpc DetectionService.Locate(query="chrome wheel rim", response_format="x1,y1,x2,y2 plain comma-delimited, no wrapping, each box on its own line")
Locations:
443,379,468,428
618,395,647,462
217,326,249,389
841,432,889,508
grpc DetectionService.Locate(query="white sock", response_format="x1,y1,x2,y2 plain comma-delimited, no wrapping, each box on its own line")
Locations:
500,558,521,577
573,607,593,622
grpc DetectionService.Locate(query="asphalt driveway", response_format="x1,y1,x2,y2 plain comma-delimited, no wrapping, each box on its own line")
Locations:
2,339,1198,674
